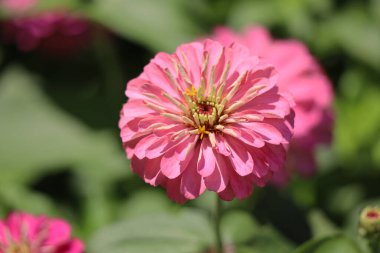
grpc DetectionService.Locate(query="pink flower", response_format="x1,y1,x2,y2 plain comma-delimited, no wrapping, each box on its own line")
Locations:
0,212,83,253
212,26,334,185
0,0,90,56
119,39,294,203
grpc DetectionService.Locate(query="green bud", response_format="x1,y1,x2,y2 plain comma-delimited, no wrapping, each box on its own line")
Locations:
359,206,380,240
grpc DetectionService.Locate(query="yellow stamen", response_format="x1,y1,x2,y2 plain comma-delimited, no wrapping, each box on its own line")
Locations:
198,125,210,139
185,86,197,97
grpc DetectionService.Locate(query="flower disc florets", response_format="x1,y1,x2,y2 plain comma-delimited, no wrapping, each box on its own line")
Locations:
119,39,295,203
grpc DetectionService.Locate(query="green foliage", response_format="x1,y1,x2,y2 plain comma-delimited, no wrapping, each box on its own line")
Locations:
85,0,203,52
88,210,213,253
294,235,362,253
0,0,380,252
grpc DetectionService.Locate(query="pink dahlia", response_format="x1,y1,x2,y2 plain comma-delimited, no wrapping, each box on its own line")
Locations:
0,212,83,253
119,39,295,203
1,1,90,56
212,26,334,185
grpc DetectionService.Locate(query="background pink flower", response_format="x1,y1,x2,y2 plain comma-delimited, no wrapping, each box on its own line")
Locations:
119,39,294,203
212,26,334,185
0,0,90,55
0,212,83,253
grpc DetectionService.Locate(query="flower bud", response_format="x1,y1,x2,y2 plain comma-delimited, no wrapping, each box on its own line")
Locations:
359,206,380,239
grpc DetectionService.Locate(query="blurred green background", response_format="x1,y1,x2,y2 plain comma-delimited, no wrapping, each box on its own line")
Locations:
0,0,380,252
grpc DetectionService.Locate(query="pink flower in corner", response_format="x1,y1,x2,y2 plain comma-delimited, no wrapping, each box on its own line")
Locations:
0,0,90,56
0,212,83,253
119,39,294,203
212,26,334,185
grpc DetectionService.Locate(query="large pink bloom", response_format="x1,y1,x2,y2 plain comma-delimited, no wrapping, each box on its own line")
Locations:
212,26,334,185
0,212,83,253
119,39,294,203
0,0,90,55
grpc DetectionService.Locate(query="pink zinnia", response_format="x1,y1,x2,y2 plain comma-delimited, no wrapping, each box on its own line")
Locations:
212,26,334,184
119,39,294,203
1,0,90,55
0,212,83,253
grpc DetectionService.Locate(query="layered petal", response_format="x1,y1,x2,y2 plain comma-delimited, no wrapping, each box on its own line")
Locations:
213,26,333,184
120,39,294,203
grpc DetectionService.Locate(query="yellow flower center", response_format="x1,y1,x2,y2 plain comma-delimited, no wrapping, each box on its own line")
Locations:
5,243,30,253
185,86,197,97
197,125,210,139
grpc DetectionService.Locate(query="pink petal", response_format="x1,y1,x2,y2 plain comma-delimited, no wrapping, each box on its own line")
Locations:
180,150,206,199
197,138,217,177
45,219,71,246
224,136,254,176
160,135,197,179
204,153,229,192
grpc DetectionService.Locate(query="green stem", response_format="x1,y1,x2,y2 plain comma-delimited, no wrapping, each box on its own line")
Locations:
370,240,380,253
214,195,223,253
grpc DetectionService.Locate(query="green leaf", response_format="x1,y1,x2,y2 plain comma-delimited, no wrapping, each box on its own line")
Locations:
33,0,81,11
85,0,203,52
294,235,363,253
317,7,380,69
0,66,129,182
222,211,257,245
117,190,174,220
88,210,213,253
308,210,338,238
222,210,294,252
335,73,380,168
227,0,279,29
0,66,130,217
0,184,58,215
247,225,295,253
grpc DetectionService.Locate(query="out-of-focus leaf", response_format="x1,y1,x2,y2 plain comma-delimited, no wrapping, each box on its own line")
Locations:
0,184,58,215
0,66,133,237
227,0,331,41
241,224,295,253
372,0,380,24
308,210,338,238
294,235,362,253
33,0,81,11
88,210,213,253
317,7,380,69
335,74,380,168
117,190,174,220
85,0,203,52
222,211,257,245
327,185,365,217
227,0,278,29
224,209,294,253
373,139,380,167
0,66,130,200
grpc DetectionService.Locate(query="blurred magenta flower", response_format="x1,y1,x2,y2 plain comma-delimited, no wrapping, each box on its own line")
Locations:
212,26,334,185
0,212,83,253
119,39,294,203
1,0,90,56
